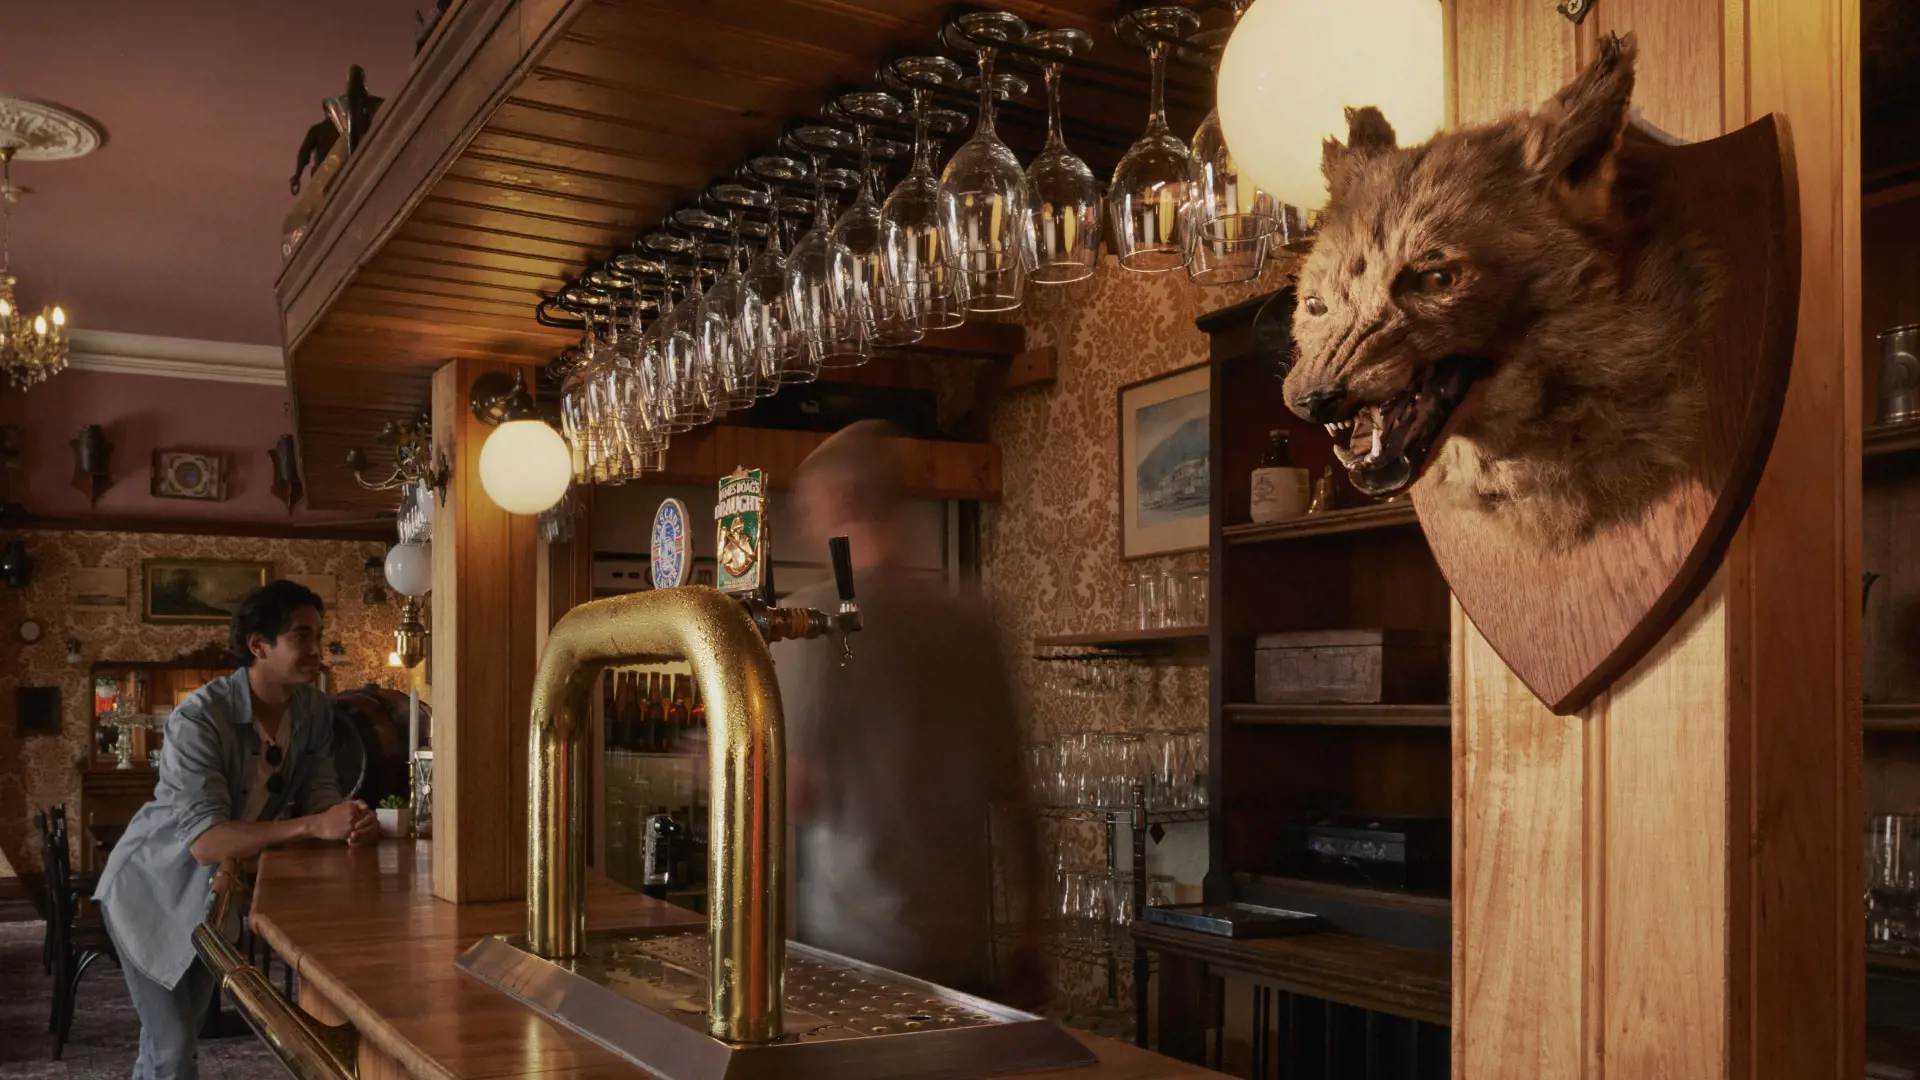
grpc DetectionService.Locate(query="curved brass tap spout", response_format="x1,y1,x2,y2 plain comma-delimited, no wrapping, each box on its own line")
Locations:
526,586,786,1044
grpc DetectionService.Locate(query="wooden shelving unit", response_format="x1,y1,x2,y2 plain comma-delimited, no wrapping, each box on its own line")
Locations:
1031,626,1208,649
1865,702,1920,732
1220,501,1419,545
1225,702,1451,728
1864,419,1920,459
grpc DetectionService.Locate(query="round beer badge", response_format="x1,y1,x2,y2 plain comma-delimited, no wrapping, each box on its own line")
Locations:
650,498,692,589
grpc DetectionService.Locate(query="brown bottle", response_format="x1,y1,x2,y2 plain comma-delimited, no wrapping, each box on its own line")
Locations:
669,674,690,735
603,672,620,753
645,672,666,753
689,678,706,735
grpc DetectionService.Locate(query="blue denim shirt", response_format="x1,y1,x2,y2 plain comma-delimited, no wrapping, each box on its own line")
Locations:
94,669,341,989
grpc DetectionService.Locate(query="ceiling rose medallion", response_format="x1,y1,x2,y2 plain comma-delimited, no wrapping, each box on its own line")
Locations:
0,95,105,390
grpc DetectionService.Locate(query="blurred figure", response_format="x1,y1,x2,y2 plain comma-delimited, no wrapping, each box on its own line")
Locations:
776,421,1042,1003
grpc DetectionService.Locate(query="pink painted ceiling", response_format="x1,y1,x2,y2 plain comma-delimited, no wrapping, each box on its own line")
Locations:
2,0,420,346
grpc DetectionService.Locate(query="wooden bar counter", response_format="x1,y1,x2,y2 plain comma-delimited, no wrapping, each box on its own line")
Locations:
249,841,1221,1080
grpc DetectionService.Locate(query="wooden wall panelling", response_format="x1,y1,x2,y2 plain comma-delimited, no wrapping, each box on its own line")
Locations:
1450,0,1861,1077
430,359,541,903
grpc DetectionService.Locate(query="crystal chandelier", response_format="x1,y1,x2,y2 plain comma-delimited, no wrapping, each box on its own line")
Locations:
0,146,70,389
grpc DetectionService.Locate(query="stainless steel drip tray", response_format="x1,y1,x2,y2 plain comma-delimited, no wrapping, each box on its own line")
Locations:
456,929,1095,1080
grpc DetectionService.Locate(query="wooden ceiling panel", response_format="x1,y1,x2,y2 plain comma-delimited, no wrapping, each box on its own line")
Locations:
391,220,603,269
485,101,752,175
464,129,713,191
363,251,569,295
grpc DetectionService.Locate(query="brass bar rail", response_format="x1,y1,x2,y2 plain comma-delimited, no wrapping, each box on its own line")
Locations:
193,869,359,1079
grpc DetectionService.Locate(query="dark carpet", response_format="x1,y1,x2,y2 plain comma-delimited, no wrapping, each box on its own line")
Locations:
0,921,281,1079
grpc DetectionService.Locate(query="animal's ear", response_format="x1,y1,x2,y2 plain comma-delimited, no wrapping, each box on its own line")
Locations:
1525,31,1637,226
1321,106,1398,204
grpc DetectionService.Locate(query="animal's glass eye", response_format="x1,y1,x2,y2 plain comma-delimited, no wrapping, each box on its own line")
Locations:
1416,269,1456,293
1304,296,1328,317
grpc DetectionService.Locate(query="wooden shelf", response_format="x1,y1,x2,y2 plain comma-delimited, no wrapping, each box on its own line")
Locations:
1032,626,1208,649
1865,419,1920,459
1237,873,1452,917
1226,702,1451,728
1866,703,1920,732
1221,502,1420,545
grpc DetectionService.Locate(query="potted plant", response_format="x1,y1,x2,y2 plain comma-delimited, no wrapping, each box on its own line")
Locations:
375,794,410,838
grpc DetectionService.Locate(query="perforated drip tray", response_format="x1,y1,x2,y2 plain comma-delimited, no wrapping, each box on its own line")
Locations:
457,928,1095,1080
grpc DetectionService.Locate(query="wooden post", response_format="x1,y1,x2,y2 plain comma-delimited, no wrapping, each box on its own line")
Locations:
1449,2,1861,1077
430,358,541,903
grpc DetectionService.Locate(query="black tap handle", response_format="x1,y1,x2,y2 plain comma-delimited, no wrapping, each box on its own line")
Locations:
829,536,855,604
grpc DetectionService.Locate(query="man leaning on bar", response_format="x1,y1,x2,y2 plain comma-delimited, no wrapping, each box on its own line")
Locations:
94,580,378,1080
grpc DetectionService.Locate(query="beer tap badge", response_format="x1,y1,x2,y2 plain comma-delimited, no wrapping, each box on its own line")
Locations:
650,498,692,589
715,468,766,595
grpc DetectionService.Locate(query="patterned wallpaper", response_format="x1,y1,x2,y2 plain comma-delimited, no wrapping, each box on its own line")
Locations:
982,251,1297,1012
0,530,400,876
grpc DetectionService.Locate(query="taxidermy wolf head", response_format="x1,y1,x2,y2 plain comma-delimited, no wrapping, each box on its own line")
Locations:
1284,35,1716,549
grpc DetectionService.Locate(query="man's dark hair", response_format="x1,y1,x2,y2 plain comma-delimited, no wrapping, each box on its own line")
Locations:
230,580,325,667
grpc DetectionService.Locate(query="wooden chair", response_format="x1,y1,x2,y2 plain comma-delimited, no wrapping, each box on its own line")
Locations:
39,804,118,1060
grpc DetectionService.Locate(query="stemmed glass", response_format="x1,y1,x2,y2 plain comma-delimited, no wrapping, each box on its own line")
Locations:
881,56,972,331
706,184,771,408
829,91,920,359
1110,6,1201,274
1185,6,1275,285
1021,28,1101,285
675,207,738,422
784,125,867,368
939,11,1032,313
747,153,816,387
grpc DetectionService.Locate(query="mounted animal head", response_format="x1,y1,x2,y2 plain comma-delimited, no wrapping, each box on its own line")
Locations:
1284,35,1714,549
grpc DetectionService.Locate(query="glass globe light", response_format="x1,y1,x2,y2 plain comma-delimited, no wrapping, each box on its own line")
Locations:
478,419,571,514
1216,0,1445,211
383,542,433,597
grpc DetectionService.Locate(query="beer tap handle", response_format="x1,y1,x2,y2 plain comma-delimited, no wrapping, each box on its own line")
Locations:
829,536,854,607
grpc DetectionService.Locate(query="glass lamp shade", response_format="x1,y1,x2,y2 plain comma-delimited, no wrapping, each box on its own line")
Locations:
478,420,571,515
1216,0,1445,211
383,542,432,597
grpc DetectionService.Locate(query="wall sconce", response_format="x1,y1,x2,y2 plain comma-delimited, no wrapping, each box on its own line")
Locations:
1217,0,1445,210
65,638,82,665
347,414,449,502
269,434,304,514
70,424,112,508
385,541,432,668
470,369,569,516
1,538,31,588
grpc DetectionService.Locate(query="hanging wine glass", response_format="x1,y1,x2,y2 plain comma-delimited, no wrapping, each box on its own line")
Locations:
706,183,770,407
785,124,866,368
1020,28,1101,285
1110,5,1202,274
831,90,923,352
938,11,1032,313
1184,8,1275,285
882,56,972,331
747,152,816,388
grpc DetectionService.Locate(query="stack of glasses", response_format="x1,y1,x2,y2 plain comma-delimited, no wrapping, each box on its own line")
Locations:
1026,731,1208,811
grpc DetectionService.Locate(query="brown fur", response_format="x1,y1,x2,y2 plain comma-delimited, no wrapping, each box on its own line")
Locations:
1286,35,1717,549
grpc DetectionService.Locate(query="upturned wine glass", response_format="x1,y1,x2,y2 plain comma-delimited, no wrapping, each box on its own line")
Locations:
1022,28,1101,285
707,184,772,407
1110,6,1202,274
1185,9,1276,285
829,91,919,358
785,126,867,368
938,11,1032,313
882,55,972,331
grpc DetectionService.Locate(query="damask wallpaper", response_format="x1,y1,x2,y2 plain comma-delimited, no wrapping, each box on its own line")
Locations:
983,252,1297,1012
0,530,401,877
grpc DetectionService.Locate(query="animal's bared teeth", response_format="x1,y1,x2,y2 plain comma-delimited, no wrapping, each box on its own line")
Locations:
1324,423,1339,436
1363,407,1384,465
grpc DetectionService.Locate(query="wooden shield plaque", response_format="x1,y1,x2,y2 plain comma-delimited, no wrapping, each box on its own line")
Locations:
1413,115,1800,714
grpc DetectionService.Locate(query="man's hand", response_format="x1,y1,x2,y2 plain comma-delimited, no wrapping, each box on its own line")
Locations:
345,804,379,846
308,799,371,842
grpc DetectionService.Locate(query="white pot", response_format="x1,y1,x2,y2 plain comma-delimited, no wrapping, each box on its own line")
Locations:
375,807,411,838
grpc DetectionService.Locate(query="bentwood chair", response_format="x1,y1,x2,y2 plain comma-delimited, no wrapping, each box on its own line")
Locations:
38,804,118,1060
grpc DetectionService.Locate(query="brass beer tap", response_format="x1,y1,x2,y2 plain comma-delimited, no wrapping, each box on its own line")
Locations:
742,536,863,665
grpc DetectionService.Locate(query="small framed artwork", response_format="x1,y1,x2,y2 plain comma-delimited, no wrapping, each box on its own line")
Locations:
142,559,272,624
16,686,60,737
70,566,129,612
285,573,338,608
152,449,228,501
1118,363,1212,559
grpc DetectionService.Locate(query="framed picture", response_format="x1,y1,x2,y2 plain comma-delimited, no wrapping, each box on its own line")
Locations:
70,566,129,612
1118,363,1211,559
284,572,338,608
152,449,228,501
142,559,272,624
16,687,60,737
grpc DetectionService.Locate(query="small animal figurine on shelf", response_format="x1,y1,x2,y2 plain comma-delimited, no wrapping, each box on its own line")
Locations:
1306,466,1336,515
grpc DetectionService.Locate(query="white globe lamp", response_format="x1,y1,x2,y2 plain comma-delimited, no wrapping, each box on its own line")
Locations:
1216,0,1447,211
383,542,433,598
478,419,571,515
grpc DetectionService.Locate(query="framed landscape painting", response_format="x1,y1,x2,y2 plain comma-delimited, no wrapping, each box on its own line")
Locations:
1118,363,1211,559
142,559,272,624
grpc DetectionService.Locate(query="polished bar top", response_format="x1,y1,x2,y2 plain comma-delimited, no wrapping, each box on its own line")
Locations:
249,841,1223,1079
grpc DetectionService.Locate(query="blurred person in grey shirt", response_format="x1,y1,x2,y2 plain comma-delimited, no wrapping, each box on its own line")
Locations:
95,580,377,1079
775,421,1043,1004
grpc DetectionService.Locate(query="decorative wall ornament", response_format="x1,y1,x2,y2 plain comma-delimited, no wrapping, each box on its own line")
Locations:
151,448,228,501
1118,364,1211,559
141,558,272,625
1281,35,1799,713
70,424,112,507
269,434,304,513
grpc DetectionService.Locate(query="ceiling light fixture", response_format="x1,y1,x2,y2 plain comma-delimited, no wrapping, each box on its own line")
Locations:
0,97,104,391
